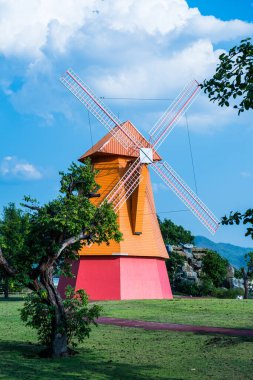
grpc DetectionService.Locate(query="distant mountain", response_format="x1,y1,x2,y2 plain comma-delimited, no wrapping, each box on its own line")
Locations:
194,236,253,268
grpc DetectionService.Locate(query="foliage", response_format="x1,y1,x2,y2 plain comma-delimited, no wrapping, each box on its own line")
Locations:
199,276,215,296
0,203,29,297
202,250,229,287
234,252,253,279
201,38,253,114
21,286,101,349
158,217,194,246
176,277,215,297
244,251,253,271
222,209,253,239
165,251,185,289
176,281,201,296
212,288,244,299
0,160,122,357
234,268,244,279
222,211,253,299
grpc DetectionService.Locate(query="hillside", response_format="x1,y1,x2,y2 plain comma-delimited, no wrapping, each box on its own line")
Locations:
194,236,253,268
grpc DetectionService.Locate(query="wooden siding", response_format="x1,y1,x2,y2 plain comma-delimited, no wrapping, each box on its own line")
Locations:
131,165,149,234
79,154,168,259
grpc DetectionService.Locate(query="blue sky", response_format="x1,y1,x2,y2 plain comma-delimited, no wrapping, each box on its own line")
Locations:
0,0,253,247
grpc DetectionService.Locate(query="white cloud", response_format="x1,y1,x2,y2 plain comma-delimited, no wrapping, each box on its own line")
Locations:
153,182,168,192
188,14,253,43
0,156,42,180
0,0,98,58
95,39,223,98
0,0,252,134
104,0,198,35
177,94,237,134
240,171,252,178
0,0,252,60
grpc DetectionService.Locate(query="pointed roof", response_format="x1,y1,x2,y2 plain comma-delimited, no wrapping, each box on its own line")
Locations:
79,120,161,162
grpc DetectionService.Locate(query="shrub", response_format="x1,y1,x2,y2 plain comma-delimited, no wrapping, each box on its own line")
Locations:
199,277,215,296
176,281,201,296
21,286,102,349
212,288,244,299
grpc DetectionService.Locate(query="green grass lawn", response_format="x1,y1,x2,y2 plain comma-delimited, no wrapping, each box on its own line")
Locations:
100,298,253,329
0,298,253,379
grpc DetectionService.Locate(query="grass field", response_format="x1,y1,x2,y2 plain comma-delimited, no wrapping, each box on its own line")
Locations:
100,298,253,329
0,298,253,379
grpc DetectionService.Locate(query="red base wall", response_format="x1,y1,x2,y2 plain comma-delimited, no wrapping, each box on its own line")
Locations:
58,256,173,300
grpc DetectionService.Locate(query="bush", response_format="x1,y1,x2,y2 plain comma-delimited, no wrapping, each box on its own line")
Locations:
176,281,201,296
212,288,244,299
21,286,102,348
176,276,215,297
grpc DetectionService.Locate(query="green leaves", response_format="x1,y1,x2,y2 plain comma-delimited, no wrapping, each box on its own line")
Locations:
21,286,102,348
158,216,194,246
0,159,121,355
202,250,229,288
221,209,253,239
201,37,253,114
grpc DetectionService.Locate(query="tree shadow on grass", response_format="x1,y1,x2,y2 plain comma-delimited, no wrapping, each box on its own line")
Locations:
0,341,178,380
0,296,24,302
204,335,253,348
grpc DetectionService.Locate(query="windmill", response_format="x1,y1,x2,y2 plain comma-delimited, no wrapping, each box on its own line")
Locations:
58,69,220,301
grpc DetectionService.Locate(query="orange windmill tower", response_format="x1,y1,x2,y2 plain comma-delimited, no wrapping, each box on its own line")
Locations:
58,69,220,300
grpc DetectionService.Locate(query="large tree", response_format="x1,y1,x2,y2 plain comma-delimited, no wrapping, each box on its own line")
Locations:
158,217,194,246
234,252,253,299
201,38,253,114
222,210,253,298
201,250,229,288
0,203,29,298
0,160,122,358
165,251,185,290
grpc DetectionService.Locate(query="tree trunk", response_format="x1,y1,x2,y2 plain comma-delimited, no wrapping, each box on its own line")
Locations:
4,277,9,299
242,268,249,299
41,269,69,358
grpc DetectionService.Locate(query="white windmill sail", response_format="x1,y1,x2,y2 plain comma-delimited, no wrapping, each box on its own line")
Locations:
61,69,220,235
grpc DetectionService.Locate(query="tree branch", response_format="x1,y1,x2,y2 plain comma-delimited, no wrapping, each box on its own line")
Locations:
21,204,41,211
29,231,91,280
0,247,16,277
57,232,91,258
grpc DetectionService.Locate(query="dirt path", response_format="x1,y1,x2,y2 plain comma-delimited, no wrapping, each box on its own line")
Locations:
97,317,253,337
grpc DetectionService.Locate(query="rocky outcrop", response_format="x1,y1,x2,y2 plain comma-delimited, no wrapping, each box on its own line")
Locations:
168,244,208,283
167,244,243,288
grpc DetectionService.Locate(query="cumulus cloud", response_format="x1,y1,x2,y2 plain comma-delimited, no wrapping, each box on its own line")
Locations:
0,156,43,180
0,0,98,58
0,0,252,132
0,0,252,60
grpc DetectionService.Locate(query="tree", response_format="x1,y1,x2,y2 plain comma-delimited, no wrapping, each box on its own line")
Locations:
201,38,253,114
158,217,194,246
201,250,229,287
234,252,253,299
0,203,29,298
222,209,253,239
222,210,253,298
0,160,122,358
165,251,185,290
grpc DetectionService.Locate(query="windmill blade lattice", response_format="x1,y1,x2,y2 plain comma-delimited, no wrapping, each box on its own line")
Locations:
61,69,143,152
151,160,219,234
105,157,142,213
149,80,201,150
61,68,220,235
